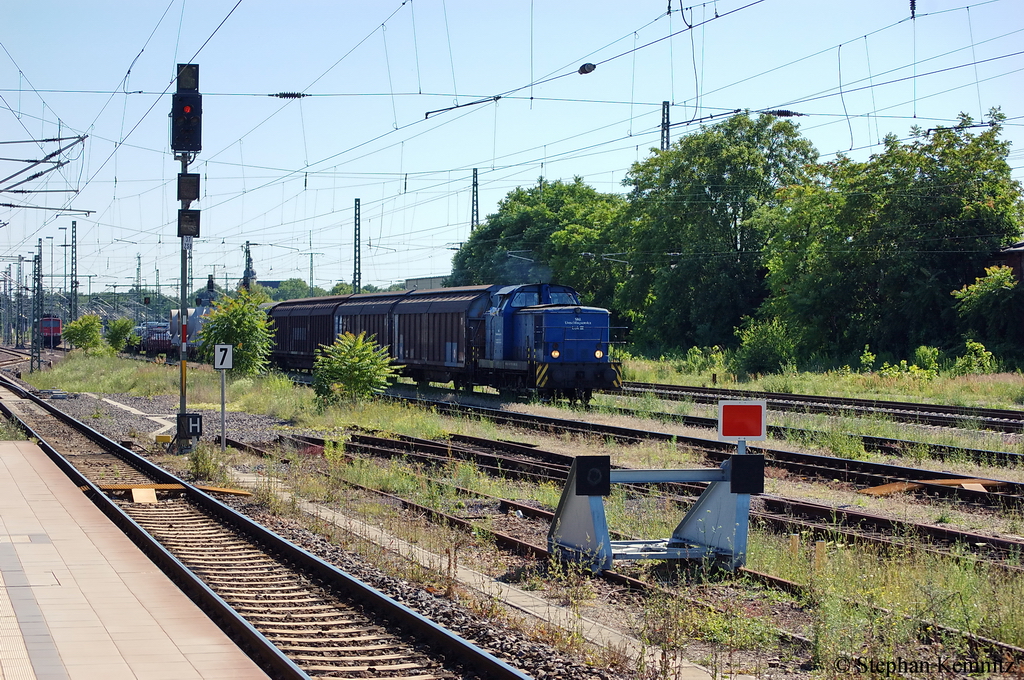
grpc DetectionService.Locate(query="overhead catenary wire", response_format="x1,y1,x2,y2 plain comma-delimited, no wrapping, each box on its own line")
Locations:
6,1,1020,286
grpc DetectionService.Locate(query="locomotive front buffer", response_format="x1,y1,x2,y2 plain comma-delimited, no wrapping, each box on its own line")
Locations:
547,454,764,572
549,401,766,572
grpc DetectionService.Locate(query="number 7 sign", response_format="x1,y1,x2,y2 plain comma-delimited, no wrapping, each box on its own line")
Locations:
214,344,233,370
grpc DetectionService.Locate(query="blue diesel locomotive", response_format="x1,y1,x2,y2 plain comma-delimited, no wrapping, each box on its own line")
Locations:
268,283,621,402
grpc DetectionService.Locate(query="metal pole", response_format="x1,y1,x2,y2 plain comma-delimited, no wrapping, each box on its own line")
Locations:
16,257,23,348
220,369,226,454
353,198,361,294
179,154,189,453
70,221,77,321
59,226,67,298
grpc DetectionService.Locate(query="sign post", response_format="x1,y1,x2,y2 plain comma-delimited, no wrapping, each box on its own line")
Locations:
214,344,233,453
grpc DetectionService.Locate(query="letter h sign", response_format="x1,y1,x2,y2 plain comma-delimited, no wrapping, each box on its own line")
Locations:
177,413,203,438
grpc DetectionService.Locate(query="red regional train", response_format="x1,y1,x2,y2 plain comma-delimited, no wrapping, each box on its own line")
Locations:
40,315,62,348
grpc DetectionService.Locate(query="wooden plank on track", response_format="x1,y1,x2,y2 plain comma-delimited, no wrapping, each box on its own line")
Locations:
96,483,251,496
859,478,1005,496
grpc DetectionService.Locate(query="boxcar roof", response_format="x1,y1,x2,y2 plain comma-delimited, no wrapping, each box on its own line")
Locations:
264,285,501,317
394,290,493,314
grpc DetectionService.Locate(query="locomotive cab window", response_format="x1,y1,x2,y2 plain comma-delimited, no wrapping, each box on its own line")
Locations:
549,291,578,305
510,291,539,308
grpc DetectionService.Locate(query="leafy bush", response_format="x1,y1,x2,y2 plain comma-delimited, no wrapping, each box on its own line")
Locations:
674,346,727,375
878,360,936,380
312,332,402,408
913,345,940,371
62,315,104,351
732,318,797,376
104,318,137,353
859,345,876,373
949,340,998,376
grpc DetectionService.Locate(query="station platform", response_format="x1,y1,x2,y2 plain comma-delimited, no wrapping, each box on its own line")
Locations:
0,440,269,680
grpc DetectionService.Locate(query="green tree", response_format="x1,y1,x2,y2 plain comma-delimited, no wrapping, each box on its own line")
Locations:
952,265,1024,356
197,288,274,376
271,278,327,301
328,282,405,296
757,110,1024,359
62,314,104,351
329,281,354,296
104,318,137,352
312,332,401,407
447,178,625,309
617,112,817,351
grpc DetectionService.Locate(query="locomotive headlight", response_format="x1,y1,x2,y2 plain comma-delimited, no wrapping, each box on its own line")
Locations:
595,349,604,359
551,349,561,359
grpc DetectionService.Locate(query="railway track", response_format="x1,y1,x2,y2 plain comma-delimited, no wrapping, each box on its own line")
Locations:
618,381,1024,433
599,403,1024,468
329,430,1024,566
0,346,31,368
393,395,1024,509
0,375,535,680
227,433,1024,665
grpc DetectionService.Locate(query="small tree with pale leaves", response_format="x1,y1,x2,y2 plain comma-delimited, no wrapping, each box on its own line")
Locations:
62,314,104,351
197,288,274,376
312,332,401,408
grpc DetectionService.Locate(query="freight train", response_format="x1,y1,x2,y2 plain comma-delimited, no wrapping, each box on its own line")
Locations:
268,283,622,402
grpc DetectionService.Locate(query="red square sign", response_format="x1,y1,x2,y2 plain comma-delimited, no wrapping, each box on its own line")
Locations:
718,400,767,441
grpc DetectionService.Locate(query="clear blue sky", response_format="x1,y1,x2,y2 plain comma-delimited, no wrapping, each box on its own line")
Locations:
2,0,1022,294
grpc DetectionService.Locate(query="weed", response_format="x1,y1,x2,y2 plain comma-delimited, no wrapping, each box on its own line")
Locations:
187,444,227,484
252,478,289,515
0,417,26,441
546,557,597,609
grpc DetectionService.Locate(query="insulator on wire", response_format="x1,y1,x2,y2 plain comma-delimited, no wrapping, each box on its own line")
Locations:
763,109,806,118
910,0,916,18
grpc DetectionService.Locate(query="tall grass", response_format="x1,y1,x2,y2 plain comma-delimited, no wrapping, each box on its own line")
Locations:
621,355,1024,410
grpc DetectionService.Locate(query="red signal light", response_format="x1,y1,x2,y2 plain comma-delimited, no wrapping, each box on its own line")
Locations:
183,104,193,114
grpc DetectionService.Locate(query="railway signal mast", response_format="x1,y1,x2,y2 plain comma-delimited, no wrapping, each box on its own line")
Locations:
171,64,203,454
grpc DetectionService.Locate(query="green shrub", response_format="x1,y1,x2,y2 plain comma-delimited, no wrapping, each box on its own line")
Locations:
674,346,727,375
312,332,402,408
859,345,876,373
732,318,797,376
878,360,936,380
949,340,998,376
913,345,940,371
104,318,137,353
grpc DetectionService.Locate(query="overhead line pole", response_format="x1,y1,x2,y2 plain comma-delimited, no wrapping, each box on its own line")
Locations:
353,198,361,294
70,222,78,320
471,168,479,231
661,101,670,151
30,241,42,372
